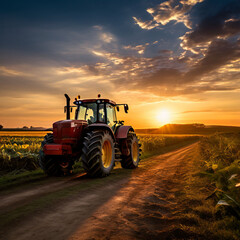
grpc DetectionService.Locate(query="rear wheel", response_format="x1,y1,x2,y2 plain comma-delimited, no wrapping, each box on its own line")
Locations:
121,133,141,169
39,133,72,176
81,130,115,177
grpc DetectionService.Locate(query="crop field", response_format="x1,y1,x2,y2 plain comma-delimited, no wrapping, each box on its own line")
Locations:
139,134,199,157
0,136,42,172
1,132,240,239
0,133,199,173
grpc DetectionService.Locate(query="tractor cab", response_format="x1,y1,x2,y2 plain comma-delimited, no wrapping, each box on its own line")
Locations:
65,94,129,132
74,99,118,131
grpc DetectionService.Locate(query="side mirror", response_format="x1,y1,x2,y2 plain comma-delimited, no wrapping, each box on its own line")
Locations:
124,104,129,113
116,106,120,112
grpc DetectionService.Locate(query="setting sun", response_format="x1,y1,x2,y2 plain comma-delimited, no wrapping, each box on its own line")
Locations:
157,109,171,125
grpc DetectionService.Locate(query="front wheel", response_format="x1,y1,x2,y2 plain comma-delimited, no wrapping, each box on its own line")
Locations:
121,133,141,169
81,130,115,177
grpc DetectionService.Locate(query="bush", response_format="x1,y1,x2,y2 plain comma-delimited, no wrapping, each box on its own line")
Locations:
199,133,240,218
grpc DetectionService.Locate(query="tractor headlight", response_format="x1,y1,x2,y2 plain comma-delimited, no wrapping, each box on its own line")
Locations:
71,122,77,128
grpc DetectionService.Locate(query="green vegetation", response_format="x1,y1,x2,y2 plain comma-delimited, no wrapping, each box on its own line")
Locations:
200,133,240,215
0,136,42,172
0,135,199,173
139,134,199,158
0,134,198,190
178,133,240,239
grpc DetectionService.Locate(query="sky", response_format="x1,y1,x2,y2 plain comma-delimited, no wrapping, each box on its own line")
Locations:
0,0,240,128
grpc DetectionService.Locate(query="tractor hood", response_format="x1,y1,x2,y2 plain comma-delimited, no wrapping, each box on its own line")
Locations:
53,120,88,144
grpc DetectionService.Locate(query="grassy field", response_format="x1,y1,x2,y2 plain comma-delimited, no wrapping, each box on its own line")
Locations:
139,134,199,158
0,134,199,172
1,132,240,238
178,133,240,239
0,133,199,191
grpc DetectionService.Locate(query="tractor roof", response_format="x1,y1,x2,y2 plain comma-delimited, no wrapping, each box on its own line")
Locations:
73,99,116,106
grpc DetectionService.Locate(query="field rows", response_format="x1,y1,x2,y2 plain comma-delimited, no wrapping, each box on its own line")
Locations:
0,134,199,172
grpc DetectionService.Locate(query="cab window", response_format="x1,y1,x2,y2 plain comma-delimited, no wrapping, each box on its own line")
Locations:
98,104,105,122
106,103,116,128
77,103,97,124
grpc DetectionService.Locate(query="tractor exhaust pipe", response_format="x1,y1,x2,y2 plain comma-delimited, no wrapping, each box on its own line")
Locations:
64,94,71,120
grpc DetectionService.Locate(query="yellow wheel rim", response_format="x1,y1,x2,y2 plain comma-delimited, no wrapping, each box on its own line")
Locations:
102,139,112,168
132,141,138,163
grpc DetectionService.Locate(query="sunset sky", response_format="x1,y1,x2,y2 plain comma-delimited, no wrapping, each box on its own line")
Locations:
1,0,240,128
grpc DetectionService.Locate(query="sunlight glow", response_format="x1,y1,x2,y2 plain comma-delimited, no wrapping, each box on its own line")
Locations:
157,109,171,125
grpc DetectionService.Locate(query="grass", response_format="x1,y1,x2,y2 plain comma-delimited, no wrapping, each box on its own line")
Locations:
199,133,240,204
176,134,240,240
0,134,199,190
0,134,199,172
139,135,199,159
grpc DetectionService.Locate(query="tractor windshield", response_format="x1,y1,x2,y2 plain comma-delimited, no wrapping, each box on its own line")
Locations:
76,103,105,124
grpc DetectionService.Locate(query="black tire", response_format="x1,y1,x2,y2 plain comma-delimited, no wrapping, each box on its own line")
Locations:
39,133,64,176
81,130,115,177
121,133,141,169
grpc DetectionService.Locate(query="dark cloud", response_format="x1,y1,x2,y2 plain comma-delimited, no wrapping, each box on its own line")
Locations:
181,0,240,51
111,37,240,97
185,39,240,81
138,68,183,87
159,49,173,55
130,0,240,96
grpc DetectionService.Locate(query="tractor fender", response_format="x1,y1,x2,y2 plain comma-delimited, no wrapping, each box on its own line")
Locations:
84,124,115,140
115,125,134,139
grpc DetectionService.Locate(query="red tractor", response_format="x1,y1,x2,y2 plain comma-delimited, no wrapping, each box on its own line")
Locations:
39,94,141,177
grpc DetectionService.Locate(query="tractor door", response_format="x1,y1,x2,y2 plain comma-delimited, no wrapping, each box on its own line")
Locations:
106,103,117,132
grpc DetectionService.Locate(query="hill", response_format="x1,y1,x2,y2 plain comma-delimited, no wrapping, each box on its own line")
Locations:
135,124,240,135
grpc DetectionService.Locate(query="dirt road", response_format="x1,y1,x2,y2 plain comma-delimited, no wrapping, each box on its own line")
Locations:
0,143,201,240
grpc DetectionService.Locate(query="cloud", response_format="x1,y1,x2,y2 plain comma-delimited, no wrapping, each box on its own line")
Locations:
100,32,115,43
1,0,239,105
133,0,204,30
0,66,30,76
133,17,159,30
123,43,150,54
0,75,58,97
83,32,239,97
180,1,240,52
185,39,240,81
3,37,237,102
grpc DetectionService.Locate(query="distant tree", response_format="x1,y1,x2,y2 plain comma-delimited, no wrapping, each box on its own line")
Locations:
23,126,28,129
0,125,3,130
